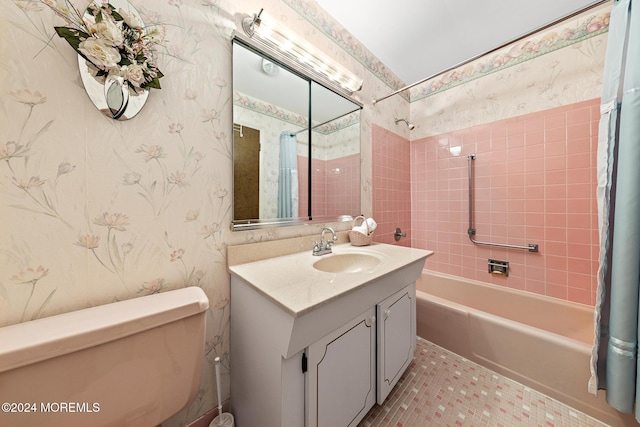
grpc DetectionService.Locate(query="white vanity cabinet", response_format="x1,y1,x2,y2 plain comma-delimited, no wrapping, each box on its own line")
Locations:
306,307,377,427
376,285,416,403
306,283,416,426
230,277,418,427
228,243,431,427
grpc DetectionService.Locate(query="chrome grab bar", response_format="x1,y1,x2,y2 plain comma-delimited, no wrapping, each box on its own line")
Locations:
467,154,539,252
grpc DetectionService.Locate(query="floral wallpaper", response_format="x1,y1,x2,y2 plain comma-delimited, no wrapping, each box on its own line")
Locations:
0,0,401,425
1,1,238,424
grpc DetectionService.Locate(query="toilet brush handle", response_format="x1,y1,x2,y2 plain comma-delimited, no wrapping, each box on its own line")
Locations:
215,357,223,414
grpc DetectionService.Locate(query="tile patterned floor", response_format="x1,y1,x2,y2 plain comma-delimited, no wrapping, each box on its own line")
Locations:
359,337,609,427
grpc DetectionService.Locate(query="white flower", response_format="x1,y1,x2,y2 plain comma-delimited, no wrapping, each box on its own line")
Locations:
168,170,188,188
9,89,47,106
119,8,144,29
144,25,165,43
79,38,121,68
42,1,164,90
80,59,100,78
121,64,146,88
94,18,124,46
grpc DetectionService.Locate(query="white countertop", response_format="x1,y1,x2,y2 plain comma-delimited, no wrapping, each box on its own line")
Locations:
229,243,433,317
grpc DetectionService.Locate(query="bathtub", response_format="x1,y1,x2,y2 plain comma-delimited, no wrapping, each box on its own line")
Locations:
416,270,638,427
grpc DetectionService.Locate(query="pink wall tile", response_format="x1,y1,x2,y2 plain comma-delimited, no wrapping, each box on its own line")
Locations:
524,116,544,133
408,98,600,305
298,156,309,217
545,113,567,130
371,125,411,246
568,287,592,305
305,153,360,218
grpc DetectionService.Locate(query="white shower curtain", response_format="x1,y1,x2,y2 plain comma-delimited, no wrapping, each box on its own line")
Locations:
590,0,640,420
277,131,299,218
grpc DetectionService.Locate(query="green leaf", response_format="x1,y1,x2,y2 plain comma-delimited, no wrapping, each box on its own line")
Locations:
111,10,124,21
142,69,164,90
31,289,57,321
0,281,9,302
111,234,122,267
144,77,162,90
41,190,54,211
54,27,88,51
25,119,53,149
136,192,152,203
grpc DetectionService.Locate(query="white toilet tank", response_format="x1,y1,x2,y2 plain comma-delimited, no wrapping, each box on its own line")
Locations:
0,286,209,427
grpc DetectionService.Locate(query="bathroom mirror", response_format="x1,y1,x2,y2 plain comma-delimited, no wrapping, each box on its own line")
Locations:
232,37,362,230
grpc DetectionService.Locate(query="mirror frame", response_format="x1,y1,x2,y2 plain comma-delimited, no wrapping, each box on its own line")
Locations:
231,33,363,231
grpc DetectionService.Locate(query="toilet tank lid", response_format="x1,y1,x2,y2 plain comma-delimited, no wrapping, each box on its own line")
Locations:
0,286,209,373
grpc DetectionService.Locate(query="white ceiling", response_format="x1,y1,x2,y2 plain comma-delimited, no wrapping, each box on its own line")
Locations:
314,0,607,84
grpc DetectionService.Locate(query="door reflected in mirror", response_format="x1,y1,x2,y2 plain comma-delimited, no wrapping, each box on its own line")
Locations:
233,124,260,221
232,38,361,229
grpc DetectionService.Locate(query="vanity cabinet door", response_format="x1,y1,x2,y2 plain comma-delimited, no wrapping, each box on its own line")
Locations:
306,307,376,427
377,283,416,404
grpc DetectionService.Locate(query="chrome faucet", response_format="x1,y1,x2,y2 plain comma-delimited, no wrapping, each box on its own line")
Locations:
313,227,338,256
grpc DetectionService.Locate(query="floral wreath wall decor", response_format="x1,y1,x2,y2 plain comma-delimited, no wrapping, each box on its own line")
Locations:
42,0,164,120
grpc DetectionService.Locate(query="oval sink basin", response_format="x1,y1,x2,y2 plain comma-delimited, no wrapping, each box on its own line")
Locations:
313,253,381,274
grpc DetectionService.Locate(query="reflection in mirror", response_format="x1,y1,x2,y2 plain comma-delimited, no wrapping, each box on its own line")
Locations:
232,37,361,229
233,40,309,222
233,124,260,220
310,82,361,220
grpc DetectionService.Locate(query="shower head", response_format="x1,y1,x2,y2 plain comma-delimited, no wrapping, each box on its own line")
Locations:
395,118,415,130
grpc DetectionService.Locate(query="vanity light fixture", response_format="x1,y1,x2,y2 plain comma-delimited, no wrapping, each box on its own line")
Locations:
242,8,363,94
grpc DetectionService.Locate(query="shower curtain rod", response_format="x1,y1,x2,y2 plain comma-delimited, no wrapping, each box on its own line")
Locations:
372,0,611,105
